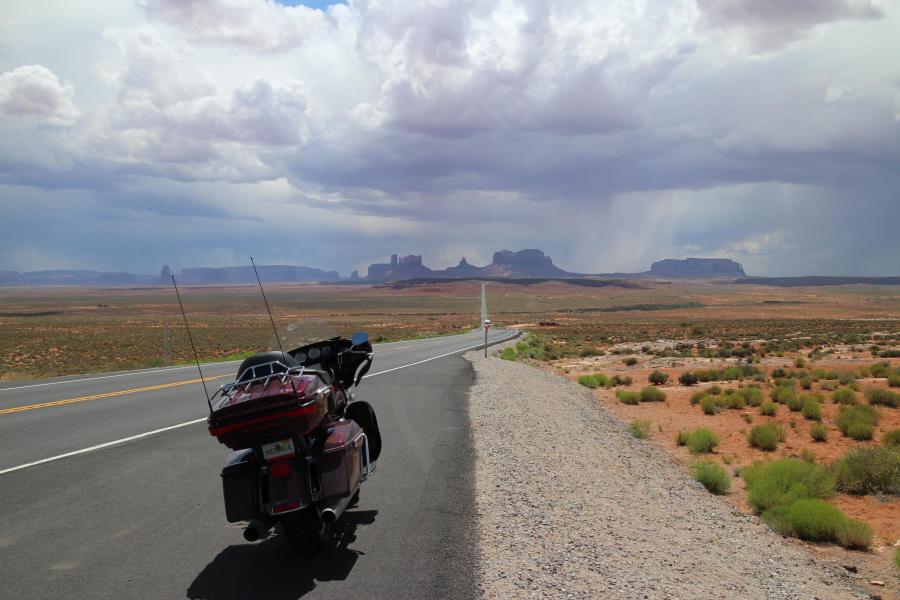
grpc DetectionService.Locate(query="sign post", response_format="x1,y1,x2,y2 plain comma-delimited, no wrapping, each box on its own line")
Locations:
483,319,491,358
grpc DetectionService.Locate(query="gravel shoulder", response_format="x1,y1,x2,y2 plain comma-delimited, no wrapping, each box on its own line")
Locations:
466,350,868,600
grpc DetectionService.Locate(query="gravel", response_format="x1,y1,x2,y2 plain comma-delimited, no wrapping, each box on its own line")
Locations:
466,351,867,600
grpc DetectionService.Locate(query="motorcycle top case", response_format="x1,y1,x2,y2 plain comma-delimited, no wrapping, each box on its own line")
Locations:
319,419,366,501
207,373,328,450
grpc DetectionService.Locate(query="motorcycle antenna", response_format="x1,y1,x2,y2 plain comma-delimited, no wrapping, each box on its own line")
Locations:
250,257,301,397
171,274,212,411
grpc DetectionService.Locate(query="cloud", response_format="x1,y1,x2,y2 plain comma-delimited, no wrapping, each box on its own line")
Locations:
141,0,332,52
696,0,884,51
0,65,79,125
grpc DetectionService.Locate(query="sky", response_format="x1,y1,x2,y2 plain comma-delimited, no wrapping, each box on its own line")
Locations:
0,0,898,277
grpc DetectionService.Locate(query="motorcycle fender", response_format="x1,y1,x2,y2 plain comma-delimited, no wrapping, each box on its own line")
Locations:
266,457,313,515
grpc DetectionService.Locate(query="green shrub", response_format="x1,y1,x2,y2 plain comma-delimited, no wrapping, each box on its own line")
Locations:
721,367,743,380
820,380,838,391
865,387,900,408
500,347,517,361
742,413,753,424
764,501,872,549
700,395,718,415
800,448,816,463
794,357,806,368
771,387,797,405
610,375,633,386
577,373,612,389
870,362,892,378
629,419,651,439
639,386,666,402
836,404,879,440
831,387,857,405
838,372,856,386
748,423,783,451
685,428,720,453
577,374,598,388
786,395,803,412
836,519,873,550
678,371,699,386
689,391,706,405
894,548,900,569
883,429,900,446
648,370,668,385
801,397,822,421
675,431,688,446
722,393,745,410
624,357,638,366
888,373,900,388
831,446,900,496
810,423,828,442
743,459,835,513
799,377,813,390
739,386,765,406
616,390,640,405
759,402,777,417
692,460,731,494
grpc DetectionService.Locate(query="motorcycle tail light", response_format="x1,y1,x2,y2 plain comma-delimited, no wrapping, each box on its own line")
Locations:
270,460,293,479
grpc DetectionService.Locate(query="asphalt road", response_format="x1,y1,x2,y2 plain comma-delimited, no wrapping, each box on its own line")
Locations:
0,328,516,599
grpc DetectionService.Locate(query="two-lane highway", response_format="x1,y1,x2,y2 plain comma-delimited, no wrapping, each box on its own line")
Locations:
0,327,515,599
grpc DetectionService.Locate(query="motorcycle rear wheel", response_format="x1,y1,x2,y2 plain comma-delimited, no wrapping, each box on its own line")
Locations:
281,508,333,556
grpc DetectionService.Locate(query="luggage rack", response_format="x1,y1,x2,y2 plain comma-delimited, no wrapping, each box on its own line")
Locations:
213,361,306,399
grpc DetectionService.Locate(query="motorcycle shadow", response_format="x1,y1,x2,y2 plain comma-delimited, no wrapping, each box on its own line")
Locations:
186,509,378,600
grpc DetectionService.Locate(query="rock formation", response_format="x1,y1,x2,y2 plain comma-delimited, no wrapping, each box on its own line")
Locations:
649,258,745,279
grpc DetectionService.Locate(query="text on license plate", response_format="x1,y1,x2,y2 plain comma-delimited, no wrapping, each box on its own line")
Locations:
262,438,295,461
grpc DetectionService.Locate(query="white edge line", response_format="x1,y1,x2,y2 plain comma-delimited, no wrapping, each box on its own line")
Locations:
0,330,519,476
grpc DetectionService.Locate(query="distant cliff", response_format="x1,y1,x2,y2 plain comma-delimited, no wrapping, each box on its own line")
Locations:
364,249,572,280
649,258,745,279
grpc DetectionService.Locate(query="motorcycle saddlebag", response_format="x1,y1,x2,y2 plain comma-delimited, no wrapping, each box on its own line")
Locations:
221,449,259,523
319,420,366,501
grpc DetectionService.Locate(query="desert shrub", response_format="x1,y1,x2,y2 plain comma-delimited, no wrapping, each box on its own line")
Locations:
759,402,777,417
748,423,783,451
895,548,900,569
648,370,669,385
762,499,856,546
865,387,900,408
689,391,706,405
678,371,699,386
686,428,720,454
786,395,803,412
708,385,722,395
640,386,666,402
831,387,857,405
721,366,743,380
837,519,874,550
831,446,900,496
883,429,900,446
888,373,900,388
801,397,822,421
820,380,838,391
700,395,718,415
835,405,879,440
870,362,892,378
616,390,640,405
629,419,652,439
799,377,813,390
610,375,633,386
742,413,753,424
692,460,731,494
794,357,806,368
739,386,764,406
838,372,856,386
800,448,816,463
810,423,828,442
500,347,517,361
675,431,688,446
624,357,638,366
743,459,835,513
577,374,598,388
722,393,745,410
771,387,797,405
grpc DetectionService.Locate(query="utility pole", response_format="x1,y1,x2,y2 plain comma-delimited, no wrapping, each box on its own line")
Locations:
163,321,169,368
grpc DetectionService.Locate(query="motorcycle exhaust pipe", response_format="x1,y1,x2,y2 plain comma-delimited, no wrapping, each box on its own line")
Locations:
243,519,274,542
320,487,358,524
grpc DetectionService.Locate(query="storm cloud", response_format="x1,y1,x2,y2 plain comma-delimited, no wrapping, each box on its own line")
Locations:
0,0,898,276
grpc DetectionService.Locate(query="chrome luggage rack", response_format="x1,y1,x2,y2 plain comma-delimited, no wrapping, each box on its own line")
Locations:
212,360,307,400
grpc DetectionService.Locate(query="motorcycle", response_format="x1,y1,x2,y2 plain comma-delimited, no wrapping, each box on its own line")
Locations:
206,331,381,555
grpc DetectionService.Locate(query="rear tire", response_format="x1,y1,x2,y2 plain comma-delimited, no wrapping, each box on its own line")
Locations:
346,401,381,462
281,508,332,556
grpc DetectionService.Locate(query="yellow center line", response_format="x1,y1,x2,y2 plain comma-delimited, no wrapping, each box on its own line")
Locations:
0,375,228,416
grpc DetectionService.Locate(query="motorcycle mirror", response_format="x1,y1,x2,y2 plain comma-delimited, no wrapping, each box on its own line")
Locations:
350,332,369,347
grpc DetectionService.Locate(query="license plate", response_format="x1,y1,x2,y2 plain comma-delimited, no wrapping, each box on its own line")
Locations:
262,438,295,461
